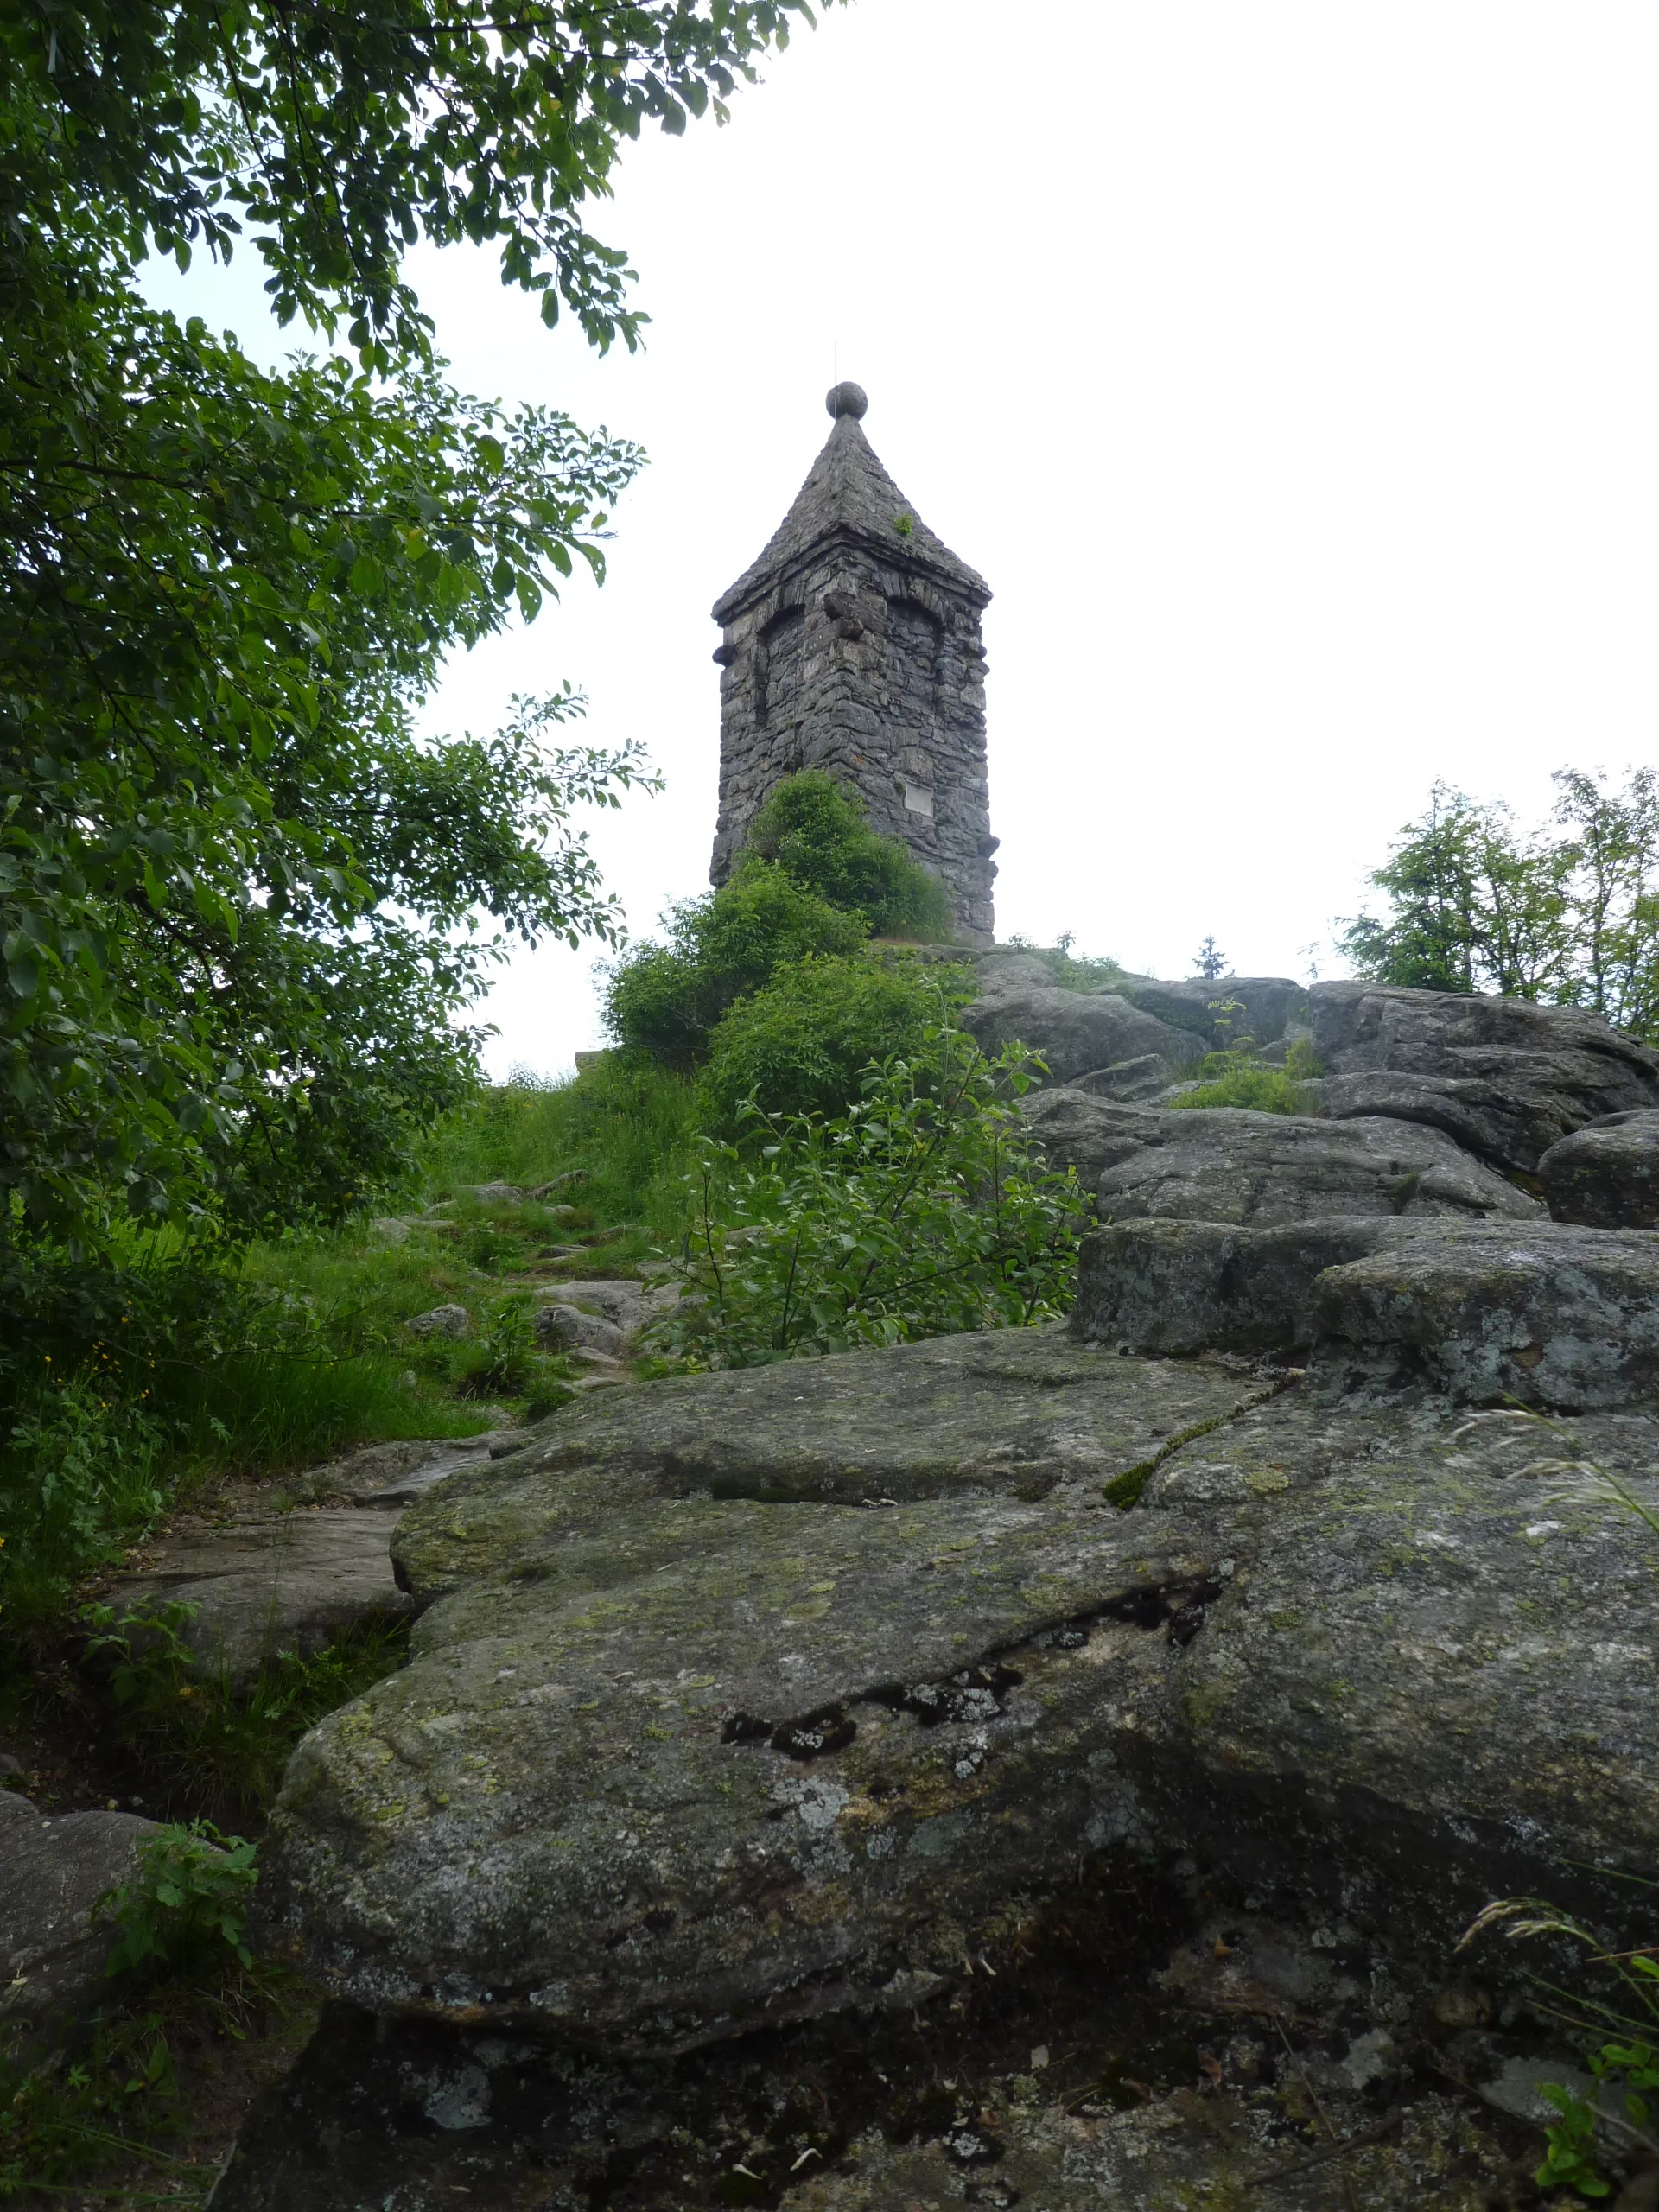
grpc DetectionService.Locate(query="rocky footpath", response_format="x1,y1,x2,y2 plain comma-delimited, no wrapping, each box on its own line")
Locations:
200,974,1659,2209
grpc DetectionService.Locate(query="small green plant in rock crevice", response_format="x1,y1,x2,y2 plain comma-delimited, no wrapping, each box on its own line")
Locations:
80,1598,413,1818
103,1821,260,1981
455,1295,539,1399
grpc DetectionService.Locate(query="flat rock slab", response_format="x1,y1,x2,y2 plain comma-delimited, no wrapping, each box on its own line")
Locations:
1092,1107,1541,1226
257,1330,1659,2060
1311,1221,1659,1408
111,1510,418,1686
103,1437,521,1682
1022,1092,1541,1228
387,1330,1249,1599
1,1802,159,2050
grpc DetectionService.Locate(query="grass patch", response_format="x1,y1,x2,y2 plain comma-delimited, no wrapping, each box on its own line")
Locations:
416,1055,701,1230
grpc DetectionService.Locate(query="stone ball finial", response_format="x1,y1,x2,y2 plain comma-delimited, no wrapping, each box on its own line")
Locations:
826,381,868,421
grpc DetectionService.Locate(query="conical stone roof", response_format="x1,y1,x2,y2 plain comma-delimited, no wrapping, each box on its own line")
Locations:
712,391,990,623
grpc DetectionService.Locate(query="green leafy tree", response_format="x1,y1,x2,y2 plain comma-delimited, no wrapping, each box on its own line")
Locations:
605,772,952,1073
742,771,952,938
1339,771,1659,1035
652,1033,1090,1367
1,1,827,1243
605,864,868,1070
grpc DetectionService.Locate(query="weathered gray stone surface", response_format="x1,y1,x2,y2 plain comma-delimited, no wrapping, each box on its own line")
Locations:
1541,1108,1659,1227
1076,1215,1659,1411
533,1276,678,1343
1,1803,160,2049
387,1332,1246,1599
710,388,996,943
1311,1221,1659,1408
1097,1108,1543,1226
255,1331,1659,2080
1023,1089,1540,1224
1017,1086,1160,1187
209,1970,1532,2211
533,1301,630,1356
1072,1215,1425,1354
966,988,1198,1090
1068,1050,1173,1100
404,1303,470,1340
109,1507,419,1685
1305,978,1659,1172
283,1433,502,1509
1119,972,1309,1051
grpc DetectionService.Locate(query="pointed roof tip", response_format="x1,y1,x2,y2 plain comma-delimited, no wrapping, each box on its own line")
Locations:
712,385,990,623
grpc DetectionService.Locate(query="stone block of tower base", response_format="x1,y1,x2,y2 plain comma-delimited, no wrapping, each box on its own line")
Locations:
709,384,997,946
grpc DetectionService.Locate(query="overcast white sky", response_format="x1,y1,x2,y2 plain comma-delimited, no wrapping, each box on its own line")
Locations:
146,0,1659,1077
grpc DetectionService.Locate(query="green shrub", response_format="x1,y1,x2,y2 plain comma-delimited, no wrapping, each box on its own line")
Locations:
699,954,972,1129
1169,1039,1323,1116
103,1821,260,1980
652,1032,1090,1368
605,862,868,1070
743,771,952,938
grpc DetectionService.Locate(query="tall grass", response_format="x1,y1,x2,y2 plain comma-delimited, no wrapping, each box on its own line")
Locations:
416,1056,702,1231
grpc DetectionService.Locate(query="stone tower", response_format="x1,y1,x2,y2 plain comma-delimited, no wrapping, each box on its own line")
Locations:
709,383,997,945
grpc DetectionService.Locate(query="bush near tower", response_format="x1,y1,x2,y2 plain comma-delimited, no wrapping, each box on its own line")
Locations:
603,772,957,1114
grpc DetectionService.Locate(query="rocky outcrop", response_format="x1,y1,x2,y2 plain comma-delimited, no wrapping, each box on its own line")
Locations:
1311,1221,1659,1408
254,1326,1658,2074
219,968,1659,2207
1117,972,1309,1052
963,982,1198,1089
1075,1214,1659,1409
1540,1108,1659,1227
1304,979,1659,1173
1023,1089,1540,1225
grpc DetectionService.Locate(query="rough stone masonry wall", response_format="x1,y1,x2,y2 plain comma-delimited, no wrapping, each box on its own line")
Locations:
709,541,997,945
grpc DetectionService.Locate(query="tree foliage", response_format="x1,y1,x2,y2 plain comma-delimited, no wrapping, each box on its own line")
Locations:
743,770,952,938
604,771,953,1079
0,2,828,359
1339,771,1659,1039
2,1,824,1241
604,863,868,1071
